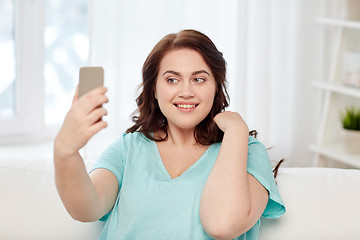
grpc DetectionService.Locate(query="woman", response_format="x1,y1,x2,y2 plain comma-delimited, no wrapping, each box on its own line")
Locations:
54,29,285,240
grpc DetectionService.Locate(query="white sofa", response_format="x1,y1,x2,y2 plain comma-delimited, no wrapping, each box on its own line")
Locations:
1,157,360,240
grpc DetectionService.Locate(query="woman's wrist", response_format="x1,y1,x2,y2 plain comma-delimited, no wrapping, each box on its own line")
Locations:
223,124,249,139
54,135,80,163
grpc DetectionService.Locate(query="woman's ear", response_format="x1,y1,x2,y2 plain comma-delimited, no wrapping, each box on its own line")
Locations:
154,89,157,99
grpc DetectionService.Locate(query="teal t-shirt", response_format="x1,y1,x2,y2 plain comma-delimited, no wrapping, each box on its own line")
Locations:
91,132,285,240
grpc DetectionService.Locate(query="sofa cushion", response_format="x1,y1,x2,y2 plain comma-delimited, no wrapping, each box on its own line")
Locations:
0,157,103,240
259,167,360,240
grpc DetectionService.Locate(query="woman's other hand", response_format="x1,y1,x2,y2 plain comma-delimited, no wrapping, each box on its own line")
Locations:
213,111,249,133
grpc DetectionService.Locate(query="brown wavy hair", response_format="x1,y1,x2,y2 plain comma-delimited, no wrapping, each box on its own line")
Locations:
126,29,229,145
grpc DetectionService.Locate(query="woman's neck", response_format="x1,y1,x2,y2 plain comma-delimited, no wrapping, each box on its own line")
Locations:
160,124,197,147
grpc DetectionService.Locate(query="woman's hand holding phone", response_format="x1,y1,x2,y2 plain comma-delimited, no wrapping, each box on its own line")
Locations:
55,86,108,157
54,67,108,158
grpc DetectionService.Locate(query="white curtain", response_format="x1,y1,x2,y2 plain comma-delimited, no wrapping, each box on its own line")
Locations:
84,0,323,167
243,0,323,167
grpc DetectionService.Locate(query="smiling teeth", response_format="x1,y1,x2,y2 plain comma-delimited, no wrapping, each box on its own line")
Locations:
177,104,196,109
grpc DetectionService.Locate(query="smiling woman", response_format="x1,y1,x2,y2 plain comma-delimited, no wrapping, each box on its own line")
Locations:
54,29,285,240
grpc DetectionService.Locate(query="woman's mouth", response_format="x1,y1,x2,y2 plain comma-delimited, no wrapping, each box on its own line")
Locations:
175,104,197,109
174,103,199,112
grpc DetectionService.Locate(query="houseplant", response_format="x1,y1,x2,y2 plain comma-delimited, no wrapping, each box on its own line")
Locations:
340,106,360,154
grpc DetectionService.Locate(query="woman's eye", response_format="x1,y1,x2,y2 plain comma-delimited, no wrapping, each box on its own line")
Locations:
193,77,205,83
167,78,179,84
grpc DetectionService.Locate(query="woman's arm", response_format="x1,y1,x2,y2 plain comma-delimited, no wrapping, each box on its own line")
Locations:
54,86,118,222
200,111,268,240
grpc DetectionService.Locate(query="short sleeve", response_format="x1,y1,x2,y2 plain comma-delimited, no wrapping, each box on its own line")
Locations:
246,136,286,219
89,133,128,221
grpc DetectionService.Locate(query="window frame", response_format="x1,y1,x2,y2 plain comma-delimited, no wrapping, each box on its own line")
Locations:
0,0,58,143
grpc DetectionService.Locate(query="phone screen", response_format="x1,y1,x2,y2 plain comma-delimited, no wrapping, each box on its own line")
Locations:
78,66,104,98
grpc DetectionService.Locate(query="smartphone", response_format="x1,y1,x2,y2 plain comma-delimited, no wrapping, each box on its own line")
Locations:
78,66,104,98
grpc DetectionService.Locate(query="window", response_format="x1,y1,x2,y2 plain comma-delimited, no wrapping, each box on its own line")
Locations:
44,0,88,125
0,0,88,141
0,0,16,119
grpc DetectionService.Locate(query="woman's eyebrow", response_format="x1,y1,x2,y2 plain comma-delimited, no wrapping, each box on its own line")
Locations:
162,70,210,76
162,70,181,76
192,70,210,76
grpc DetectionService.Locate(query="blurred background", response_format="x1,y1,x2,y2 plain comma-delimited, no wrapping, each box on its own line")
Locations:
1,0,359,168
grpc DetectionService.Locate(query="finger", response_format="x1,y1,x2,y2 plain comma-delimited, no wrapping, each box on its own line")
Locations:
76,86,107,106
83,95,109,114
86,107,108,125
88,120,108,138
86,86,108,98
72,85,79,105
77,90,108,114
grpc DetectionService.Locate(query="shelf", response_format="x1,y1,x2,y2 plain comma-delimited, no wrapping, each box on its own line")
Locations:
309,144,360,168
312,13,360,169
316,17,360,29
312,81,360,98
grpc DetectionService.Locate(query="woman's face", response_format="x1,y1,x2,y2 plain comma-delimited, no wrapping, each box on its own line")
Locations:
155,48,216,131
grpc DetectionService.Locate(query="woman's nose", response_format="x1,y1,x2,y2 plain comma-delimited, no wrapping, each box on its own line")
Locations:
178,81,195,98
